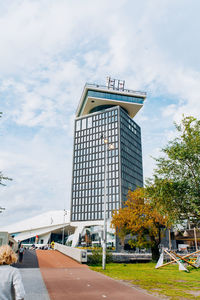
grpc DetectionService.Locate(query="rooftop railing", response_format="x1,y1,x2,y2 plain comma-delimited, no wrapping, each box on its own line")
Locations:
85,83,147,97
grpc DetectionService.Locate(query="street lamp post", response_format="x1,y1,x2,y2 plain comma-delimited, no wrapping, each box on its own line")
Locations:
62,209,67,245
102,128,114,270
102,136,108,270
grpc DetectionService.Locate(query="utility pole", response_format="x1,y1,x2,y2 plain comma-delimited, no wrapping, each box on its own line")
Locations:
62,209,67,245
102,121,114,270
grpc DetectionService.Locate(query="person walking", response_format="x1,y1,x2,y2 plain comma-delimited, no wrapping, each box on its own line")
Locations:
18,244,25,263
18,240,21,251
0,244,25,300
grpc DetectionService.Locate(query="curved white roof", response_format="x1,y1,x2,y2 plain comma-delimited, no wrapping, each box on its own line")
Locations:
0,210,70,234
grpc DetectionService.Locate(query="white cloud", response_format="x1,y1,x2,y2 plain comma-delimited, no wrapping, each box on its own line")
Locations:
0,130,73,225
0,0,200,225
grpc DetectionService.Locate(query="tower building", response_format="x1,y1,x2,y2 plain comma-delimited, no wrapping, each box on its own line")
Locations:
70,78,146,224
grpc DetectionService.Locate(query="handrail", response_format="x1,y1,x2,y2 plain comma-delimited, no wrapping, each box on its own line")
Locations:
85,83,147,97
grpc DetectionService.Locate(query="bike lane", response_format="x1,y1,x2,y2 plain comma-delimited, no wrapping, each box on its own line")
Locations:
36,250,158,300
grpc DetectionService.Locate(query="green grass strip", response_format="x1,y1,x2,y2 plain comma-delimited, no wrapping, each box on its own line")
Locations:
90,263,200,299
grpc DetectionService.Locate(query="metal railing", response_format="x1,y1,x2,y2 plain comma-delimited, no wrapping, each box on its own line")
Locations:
85,83,147,97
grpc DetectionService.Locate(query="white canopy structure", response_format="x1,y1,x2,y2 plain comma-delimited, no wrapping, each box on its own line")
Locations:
0,210,74,244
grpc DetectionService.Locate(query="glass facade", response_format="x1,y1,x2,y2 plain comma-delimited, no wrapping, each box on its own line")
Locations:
87,90,144,104
120,108,143,203
70,105,143,222
78,90,144,117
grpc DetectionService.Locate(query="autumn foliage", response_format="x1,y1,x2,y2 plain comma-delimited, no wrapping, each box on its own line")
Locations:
111,188,170,260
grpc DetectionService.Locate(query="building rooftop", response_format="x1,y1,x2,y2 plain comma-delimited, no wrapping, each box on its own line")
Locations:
0,210,70,234
76,82,146,118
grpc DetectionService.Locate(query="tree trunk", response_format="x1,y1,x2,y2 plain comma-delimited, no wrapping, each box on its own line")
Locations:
150,236,160,261
151,244,160,261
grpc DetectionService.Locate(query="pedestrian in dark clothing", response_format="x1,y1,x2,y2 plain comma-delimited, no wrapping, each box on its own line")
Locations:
18,240,21,250
19,245,25,263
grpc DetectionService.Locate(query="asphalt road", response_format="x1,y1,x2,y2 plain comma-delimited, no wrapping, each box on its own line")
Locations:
13,248,39,268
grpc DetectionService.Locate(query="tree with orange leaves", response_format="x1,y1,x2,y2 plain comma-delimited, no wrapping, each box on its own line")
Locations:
111,188,170,261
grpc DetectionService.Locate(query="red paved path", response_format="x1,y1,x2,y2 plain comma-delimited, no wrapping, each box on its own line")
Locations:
36,250,158,300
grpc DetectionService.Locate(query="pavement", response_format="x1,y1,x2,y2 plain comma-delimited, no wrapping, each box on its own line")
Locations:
13,249,50,300
14,249,159,300
20,269,50,300
13,249,39,268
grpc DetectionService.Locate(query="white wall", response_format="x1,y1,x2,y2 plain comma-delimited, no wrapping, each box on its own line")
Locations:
54,243,87,263
0,232,9,246
39,232,51,244
0,231,18,251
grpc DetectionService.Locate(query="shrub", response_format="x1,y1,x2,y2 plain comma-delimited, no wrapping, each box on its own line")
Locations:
87,248,113,265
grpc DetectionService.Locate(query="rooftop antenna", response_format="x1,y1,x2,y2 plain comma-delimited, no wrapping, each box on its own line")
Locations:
106,76,125,90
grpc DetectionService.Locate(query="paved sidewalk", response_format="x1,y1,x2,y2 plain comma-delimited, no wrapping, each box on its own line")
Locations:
14,249,159,300
20,268,50,300
41,267,158,300
13,249,49,300
13,248,39,268
37,250,158,300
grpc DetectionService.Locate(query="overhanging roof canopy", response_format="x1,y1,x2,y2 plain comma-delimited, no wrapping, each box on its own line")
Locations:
76,83,146,119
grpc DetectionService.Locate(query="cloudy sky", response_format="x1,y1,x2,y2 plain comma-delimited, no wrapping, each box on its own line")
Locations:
0,0,200,227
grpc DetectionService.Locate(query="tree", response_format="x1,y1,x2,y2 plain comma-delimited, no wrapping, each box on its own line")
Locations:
0,112,11,213
111,188,170,261
0,112,12,186
147,116,200,225
0,171,12,186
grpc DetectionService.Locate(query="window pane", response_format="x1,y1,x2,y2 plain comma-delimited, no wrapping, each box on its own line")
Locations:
76,120,81,131
88,117,92,128
82,119,86,130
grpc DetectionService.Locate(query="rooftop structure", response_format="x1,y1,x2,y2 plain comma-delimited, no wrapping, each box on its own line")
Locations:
76,82,146,118
0,210,74,244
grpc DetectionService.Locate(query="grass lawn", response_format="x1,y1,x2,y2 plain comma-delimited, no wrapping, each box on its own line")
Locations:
90,262,200,299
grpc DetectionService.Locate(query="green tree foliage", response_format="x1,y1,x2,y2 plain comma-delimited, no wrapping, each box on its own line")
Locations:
147,116,200,225
0,171,12,186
